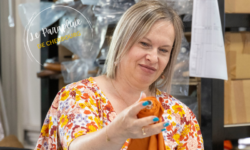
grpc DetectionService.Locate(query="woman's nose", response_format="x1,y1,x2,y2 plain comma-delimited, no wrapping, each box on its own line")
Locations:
145,48,158,63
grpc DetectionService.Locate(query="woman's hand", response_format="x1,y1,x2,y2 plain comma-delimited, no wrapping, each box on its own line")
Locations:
111,92,168,139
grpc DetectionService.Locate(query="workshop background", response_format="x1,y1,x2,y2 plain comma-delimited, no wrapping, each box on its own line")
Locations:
0,0,250,150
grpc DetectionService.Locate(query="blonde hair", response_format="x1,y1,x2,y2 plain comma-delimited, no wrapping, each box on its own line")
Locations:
104,0,183,94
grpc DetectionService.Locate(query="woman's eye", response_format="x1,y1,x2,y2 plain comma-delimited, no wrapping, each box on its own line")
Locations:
160,49,168,53
140,42,149,47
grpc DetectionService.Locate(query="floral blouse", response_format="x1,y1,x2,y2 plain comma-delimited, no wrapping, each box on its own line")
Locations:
35,77,204,150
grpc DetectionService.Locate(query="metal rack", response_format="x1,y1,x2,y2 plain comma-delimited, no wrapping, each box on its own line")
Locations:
224,5,250,144
182,1,225,148
40,17,59,125
201,0,250,149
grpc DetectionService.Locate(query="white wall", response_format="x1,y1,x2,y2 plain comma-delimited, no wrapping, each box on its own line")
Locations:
0,0,18,137
0,0,56,147
15,0,41,145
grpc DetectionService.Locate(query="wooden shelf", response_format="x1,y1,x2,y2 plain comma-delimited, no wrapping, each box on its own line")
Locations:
225,123,250,128
224,126,250,140
172,78,201,86
37,69,98,79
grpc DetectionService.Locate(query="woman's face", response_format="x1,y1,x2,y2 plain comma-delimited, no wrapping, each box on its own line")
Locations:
119,20,175,88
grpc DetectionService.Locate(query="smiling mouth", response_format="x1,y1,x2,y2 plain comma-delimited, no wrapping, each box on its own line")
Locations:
139,64,156,73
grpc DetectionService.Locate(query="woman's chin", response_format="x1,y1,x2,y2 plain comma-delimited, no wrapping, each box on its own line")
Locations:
137,76,154,85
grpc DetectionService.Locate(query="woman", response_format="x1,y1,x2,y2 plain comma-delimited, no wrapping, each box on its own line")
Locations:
35,1,204,150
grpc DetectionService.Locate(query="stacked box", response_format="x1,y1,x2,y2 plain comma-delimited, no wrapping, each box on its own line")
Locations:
225,32,250,80
224,32,250,125
224,80,250,124
225,0,250,13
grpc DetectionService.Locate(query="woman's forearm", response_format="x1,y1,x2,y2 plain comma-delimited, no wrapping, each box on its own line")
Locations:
69,122,128,150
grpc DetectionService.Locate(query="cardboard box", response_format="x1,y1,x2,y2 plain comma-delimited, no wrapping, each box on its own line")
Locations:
224,79,250,125
225,32,250,80
184,32,191,43
58,44,73,63
225,0,250,13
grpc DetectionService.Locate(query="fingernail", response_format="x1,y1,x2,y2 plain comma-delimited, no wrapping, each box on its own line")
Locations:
163,122,169,127
161,128,166,132
142,101,149,106
153,117,159,122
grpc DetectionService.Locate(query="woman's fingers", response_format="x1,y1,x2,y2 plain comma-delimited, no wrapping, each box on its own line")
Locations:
129,100,150,117
148,121,169,134
128,92,147,116
139,120,169,137
134,116,160,127
136,116,169,132
117,91,169,139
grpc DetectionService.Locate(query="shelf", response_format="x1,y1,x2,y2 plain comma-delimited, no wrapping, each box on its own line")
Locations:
171,71,201,85
225,123,250,128
225,126,250,140
37,69,98,79
226,14,250,28
183,14,250,32
37,70,61,79
172,78,200,86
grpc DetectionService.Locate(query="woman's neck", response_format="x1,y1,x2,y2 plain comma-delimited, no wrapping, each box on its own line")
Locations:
104,74,155,105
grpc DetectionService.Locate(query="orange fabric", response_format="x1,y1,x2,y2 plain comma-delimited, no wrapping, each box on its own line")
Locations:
224,140,233,149
127,96,166,150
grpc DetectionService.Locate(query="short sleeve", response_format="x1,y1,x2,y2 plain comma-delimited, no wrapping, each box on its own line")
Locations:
177,108,204,150
35,81,104,150
35,86,64,150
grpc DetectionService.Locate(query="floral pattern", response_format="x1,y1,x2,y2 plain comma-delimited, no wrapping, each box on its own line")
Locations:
35,77,204,150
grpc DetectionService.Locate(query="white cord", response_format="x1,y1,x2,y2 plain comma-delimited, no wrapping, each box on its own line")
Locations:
8,0,15,27
136,91,143,103
0,79,10,136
